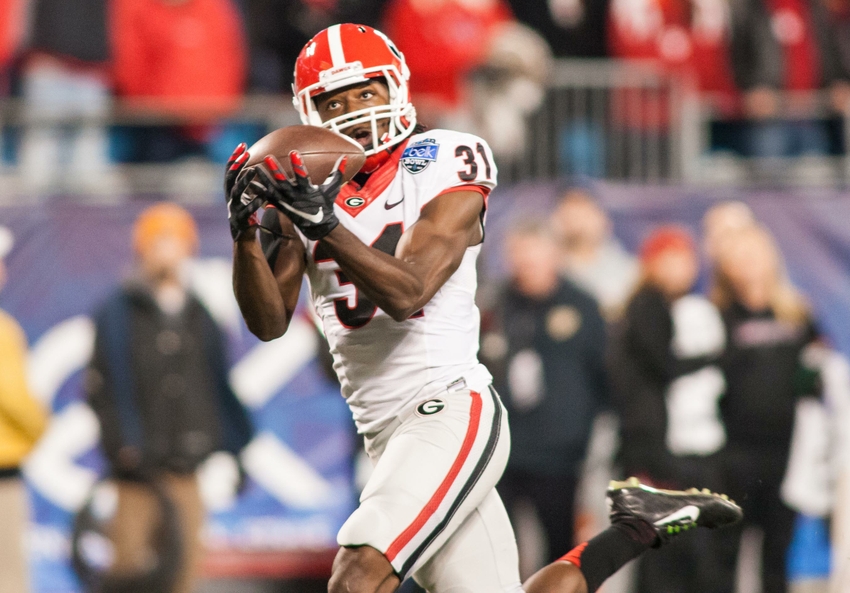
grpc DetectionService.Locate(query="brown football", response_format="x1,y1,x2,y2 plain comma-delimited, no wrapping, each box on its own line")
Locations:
244,125,366,184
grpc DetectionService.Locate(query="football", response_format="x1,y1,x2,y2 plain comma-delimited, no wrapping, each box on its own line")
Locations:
243,125,367,185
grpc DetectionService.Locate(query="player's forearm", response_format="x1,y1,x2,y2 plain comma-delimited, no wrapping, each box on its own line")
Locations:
233,235,294,340
321,225,429,322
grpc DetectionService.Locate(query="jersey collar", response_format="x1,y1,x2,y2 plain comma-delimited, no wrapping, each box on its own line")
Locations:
337,139,410,217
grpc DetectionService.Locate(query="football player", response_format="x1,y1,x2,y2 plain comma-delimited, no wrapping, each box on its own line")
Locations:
225,24,741,593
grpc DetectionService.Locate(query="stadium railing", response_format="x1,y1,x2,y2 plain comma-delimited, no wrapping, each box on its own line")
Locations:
0,60,848,201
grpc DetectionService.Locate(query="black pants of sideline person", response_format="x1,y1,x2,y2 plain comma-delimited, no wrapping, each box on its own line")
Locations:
634,453,734,593
715,447,796,593
497,467,579,565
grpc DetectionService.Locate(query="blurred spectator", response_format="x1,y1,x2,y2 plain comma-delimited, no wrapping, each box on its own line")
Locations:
85,203,253,593
18,0,112,191
468,22,552,160
607,0,739,173
728,0,850,157
0,226,49,593
0,0,26,92
608,0,739,116
481,221,607,569
507,0,609,58
701,200,755,264
711,224,821,593
832,0,850,78
609,226,728,593
244,0,389,92
505,0,609,174
551,188,639,319
383,0,512,127
110,0,247,162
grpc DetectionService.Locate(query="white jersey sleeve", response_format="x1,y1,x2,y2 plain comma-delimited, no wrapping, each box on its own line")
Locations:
399,130,498,211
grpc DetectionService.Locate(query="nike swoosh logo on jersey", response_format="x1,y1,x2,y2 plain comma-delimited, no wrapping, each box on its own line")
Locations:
654,505,700,526
384,197,403,209
281,202,324,224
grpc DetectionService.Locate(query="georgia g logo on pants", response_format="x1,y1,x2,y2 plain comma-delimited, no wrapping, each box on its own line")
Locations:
415,398,446,417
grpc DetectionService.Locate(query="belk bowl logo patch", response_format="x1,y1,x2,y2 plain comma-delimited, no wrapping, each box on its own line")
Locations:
401,139,439,174
345,196,365,208
415,398,446,416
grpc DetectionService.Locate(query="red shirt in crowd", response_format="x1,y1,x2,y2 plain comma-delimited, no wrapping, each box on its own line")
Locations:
763,0,821,90
0,0,26,71
383,0,513,108
608,0,739,118
110,0,247,114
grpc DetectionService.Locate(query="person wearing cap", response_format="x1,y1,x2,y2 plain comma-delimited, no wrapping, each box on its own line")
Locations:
608,226,730,593
85,203,253,593
0,226,49,593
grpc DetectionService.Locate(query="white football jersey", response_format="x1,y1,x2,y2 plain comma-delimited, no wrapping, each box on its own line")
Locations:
302,129,497,434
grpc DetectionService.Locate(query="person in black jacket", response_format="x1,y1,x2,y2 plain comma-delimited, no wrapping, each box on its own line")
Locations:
711,224,819,593
610,226,729,593
86,203,253,593
481,221,608,570
728,0,850,158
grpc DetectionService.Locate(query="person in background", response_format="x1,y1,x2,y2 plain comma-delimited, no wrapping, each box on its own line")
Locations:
466,22,552,162
382,0,513,128
728,0,850,158
481,221,608,572
244,0,389,92
17,0,112,192
0,0,26,93
701,200,755,265
607,0,739,175
0,226,49,593
110,0,247,162
711,224,820,593
85,203,253,593
609,225,730,593
507,0,608,58
551,188,639,320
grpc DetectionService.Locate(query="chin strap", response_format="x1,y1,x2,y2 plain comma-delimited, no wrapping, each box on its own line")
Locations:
360,133,395,174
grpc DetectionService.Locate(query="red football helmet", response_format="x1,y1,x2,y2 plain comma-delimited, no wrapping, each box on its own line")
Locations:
292,24,417,158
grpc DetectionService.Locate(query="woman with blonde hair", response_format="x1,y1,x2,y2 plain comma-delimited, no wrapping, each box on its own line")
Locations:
712,224,820,593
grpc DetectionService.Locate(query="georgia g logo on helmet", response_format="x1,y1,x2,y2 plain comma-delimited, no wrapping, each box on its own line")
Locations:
292,24,418,158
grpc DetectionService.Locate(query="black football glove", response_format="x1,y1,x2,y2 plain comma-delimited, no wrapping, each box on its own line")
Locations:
224,143,264,241
256,151,347,241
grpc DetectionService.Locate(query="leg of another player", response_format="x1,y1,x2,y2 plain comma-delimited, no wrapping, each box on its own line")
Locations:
328,545,401,593
523,478,744,593
522,516,657,593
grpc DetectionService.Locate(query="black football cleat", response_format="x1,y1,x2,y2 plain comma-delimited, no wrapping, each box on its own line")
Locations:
607,477,743,547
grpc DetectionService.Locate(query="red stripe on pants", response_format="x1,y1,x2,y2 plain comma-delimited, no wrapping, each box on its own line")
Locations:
385,391,483,561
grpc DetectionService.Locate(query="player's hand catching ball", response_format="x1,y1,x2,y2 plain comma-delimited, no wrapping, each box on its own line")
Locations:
224,143,264,241
257,151,347,241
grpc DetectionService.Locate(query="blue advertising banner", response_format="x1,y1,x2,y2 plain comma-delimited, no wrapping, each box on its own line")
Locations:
0,203,356,593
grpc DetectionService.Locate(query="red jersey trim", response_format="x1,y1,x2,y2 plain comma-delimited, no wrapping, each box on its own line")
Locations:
435,184,490,198
422,184,491,215
337,139,411,217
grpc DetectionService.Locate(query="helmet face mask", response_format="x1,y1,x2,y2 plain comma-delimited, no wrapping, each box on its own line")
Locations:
292,25,418,157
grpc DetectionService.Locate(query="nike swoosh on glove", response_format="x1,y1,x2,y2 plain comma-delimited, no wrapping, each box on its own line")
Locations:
257,151,347,241
224,143,264,241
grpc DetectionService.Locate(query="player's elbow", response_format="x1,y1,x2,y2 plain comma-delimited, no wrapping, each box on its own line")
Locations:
248,318,289,342
384,296,422,322
387,308,412,323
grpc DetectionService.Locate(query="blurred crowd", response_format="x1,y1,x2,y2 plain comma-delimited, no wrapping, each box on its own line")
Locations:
0,0,849,185
478,193,850,593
